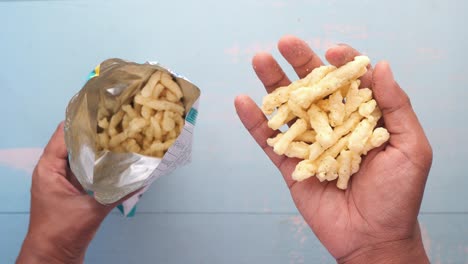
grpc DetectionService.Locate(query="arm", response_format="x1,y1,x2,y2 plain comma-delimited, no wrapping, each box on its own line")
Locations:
235,35,432,263
16,123,116,264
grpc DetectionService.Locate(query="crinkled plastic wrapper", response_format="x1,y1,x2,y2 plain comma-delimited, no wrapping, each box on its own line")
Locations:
64,58,200,216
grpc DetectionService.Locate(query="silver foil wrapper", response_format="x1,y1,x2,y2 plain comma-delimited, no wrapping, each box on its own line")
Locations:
64,58,200,206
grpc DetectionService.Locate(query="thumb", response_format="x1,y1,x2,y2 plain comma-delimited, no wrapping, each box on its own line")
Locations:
373,62,421,139
372,61,432,167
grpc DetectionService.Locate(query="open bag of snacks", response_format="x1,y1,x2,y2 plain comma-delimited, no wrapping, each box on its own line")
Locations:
263,56,389,189
65,58,200,216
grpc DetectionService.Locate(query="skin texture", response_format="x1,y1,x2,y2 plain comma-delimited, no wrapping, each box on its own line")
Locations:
16,123,120,264
235,35,432,263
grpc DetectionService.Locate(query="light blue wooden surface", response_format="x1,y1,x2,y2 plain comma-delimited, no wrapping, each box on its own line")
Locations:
0,0,467,263
1,214,467,263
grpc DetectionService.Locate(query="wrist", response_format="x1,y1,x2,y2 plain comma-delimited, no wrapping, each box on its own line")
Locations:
337,236,429,264
16,233,84,264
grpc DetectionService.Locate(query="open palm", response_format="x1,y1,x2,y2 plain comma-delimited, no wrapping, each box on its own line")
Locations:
235,36,432,263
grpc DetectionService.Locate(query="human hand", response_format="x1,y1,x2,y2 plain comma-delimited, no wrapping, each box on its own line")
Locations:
235,36,432,263
16,122,118,264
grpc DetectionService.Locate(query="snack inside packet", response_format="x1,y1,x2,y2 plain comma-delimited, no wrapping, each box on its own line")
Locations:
65,58,200,216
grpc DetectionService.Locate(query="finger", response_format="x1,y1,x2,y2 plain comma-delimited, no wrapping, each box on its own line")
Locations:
325,44,373,88
278,35,324,78
372,62,432,167
43,122,68,161
234,95,281,162
252,52,291,93
235,95,299,187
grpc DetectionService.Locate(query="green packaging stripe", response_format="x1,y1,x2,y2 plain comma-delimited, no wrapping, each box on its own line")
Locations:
117,204,137,217
186,108,198,125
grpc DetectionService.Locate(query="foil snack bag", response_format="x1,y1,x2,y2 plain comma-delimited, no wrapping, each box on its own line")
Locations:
64,58,200,216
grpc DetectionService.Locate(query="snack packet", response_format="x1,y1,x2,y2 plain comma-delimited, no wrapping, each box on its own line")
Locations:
65,58,200,216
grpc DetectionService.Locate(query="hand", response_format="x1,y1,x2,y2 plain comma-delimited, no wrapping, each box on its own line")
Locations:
235,36,432,263
16,122,118,264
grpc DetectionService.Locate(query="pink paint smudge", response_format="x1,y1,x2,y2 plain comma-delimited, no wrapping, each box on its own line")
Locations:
289,215,308,246
448,73,468,82
420,223,432,257
304,37,336,51
289,250,305,264
0,148,43,174
323,24,369,40
272,1,287,8
224,38,337,64
416,47,446,60
225,44,241,63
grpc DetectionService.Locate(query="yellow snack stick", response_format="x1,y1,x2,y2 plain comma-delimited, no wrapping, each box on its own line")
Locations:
362,127,390,155
344,80,363,117
284,141,310,159
165,129,177,141
148,138,176,153
273,119,307,155
261,86,290,115
123,138,141,153
368,106,382,123
333,112,363,139
109,132,127,148
97,107,110,121
150,116,163,140
292,159,317,181
134,101,142,114
122,114,130,130
161,72,183,99
134,94,185,115
316,156,339,182
127,117,148,135
317,134,351,162
328,89,345,127
141,106,154,120
164,89,180,103
122,104,139,119
152,83,166,99
369,127,390,148
295,130,316,143
98,118,109,129
359,99,377,118
316,98,330,112
261,65,336,115
348,119,374,153
308,104,334,148
97,132,109,150
141,71,161,97
308,142,324,161
290,56,370,108
266,133,282,146
162,111,176,132
143,124,154,142
287,100,310,124
336,150,353,189
350,153,362,174
108,110,125,136
268,104,291,130
307,111,362,161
